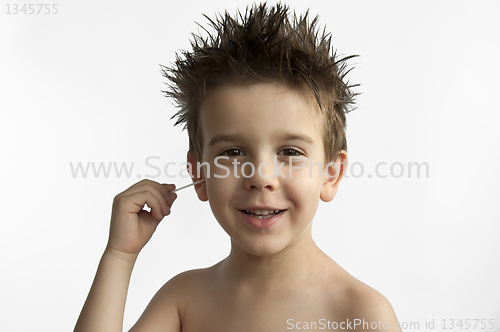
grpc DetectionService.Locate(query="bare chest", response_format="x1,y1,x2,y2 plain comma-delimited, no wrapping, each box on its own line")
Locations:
180,287,341,332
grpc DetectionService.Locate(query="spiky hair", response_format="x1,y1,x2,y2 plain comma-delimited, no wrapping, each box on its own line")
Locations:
161,2,358,162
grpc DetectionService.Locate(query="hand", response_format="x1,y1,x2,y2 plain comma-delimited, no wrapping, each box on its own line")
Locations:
106,179,177,258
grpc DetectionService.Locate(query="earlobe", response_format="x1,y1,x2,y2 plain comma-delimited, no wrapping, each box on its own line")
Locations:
187,151,208,202
320,151,347,202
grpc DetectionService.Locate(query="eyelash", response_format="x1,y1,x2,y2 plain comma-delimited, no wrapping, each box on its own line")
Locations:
220,148,245,156
278,147,304,156
219,147,305,157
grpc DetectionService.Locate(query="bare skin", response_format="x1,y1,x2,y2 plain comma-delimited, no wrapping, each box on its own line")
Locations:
74,83,399,332
74,180,178,332
128,229,398,331
131,243,398,331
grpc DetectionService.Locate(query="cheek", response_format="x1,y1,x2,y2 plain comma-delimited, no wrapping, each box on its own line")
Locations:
287,162,324,190
283,168,323,211
205,177,237,212
206,178,226,200
206,187,226,223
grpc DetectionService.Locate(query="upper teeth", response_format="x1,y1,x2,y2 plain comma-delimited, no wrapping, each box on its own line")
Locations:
245,209,280,215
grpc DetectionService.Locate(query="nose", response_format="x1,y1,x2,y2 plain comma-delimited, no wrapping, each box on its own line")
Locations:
242,157,280,191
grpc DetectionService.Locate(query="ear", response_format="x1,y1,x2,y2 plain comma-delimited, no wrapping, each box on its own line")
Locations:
320,150,347,202
187,151,208,202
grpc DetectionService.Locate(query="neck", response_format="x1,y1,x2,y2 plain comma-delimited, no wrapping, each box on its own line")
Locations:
219,225,329,290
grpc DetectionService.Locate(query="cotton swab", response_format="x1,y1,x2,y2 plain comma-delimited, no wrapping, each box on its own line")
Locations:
171,179,205,193
142,179,205,212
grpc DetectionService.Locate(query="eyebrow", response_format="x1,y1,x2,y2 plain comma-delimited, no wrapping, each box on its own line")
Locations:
208,134,243,147
276,132,315,145
208,132,314,147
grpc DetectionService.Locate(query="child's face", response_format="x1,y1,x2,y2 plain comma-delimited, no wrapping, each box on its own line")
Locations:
192,82,343,257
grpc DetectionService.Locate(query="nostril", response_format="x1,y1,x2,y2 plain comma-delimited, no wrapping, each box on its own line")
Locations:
243,171,279,191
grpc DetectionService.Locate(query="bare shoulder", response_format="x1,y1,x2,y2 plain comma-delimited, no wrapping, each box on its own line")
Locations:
128,267,213,332
331,271,399,330
344,279,398,320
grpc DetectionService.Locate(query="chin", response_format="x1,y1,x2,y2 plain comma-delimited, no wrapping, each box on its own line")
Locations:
234,237,292,258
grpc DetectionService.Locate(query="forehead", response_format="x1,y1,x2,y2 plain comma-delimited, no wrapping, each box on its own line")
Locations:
199,82,324,143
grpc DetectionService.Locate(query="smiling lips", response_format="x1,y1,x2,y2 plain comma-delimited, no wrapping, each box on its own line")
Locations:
243,209,283,219
239,208,285,229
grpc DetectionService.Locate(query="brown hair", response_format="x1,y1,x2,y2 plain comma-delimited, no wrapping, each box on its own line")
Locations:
161,2,358,162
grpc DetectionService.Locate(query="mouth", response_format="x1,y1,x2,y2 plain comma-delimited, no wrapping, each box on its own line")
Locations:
241,209,284,219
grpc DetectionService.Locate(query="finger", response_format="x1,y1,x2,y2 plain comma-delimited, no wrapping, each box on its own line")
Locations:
124,179,158,192
157,184,177,206
136,209,162,230
124,180,172,201
120,191,167,222
126,180,177,206
121,182,172,214
161,184,178,205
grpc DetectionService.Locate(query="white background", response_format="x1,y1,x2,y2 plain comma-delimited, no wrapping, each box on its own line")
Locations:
1,0,499,331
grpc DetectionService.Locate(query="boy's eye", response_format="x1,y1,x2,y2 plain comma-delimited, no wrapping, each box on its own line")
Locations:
221,148,244,156
278,148,303,156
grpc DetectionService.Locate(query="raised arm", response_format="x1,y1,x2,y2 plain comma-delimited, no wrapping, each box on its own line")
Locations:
74,180,177,332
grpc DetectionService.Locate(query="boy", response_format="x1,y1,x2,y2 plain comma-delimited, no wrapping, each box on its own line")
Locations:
75,3,399,331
